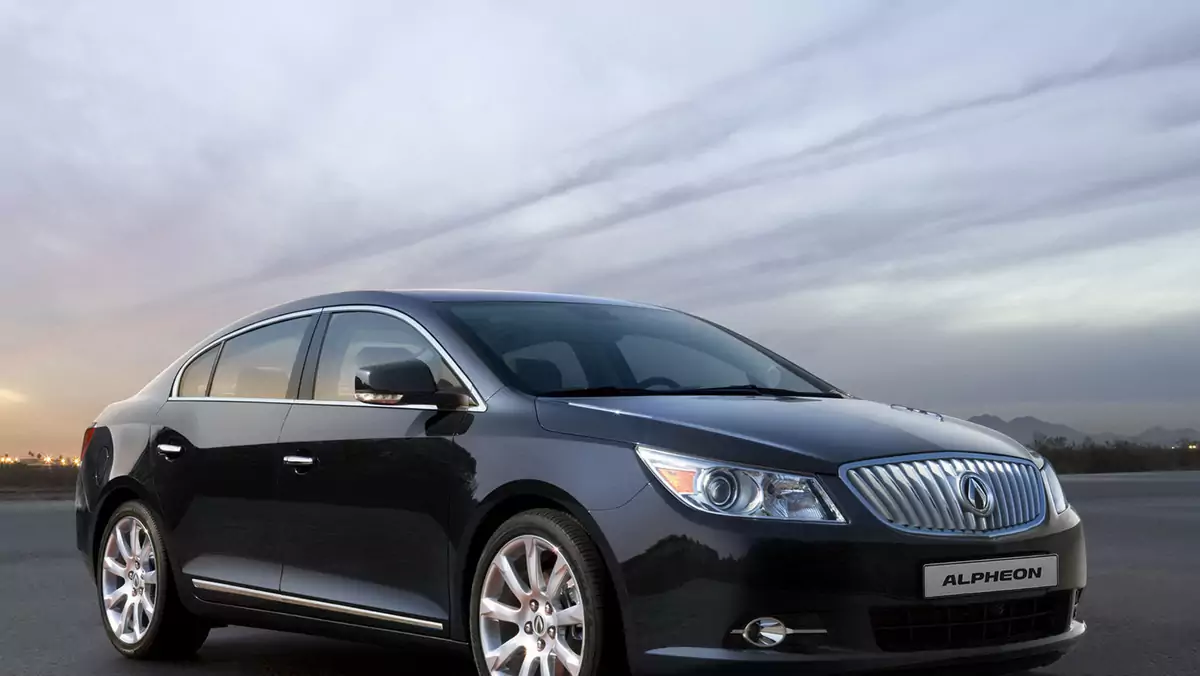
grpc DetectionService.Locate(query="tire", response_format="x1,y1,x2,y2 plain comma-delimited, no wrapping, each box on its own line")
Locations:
469,509,621,676
95,500,210,660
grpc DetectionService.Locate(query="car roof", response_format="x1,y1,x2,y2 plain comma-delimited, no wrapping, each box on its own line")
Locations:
213,289,664,343
384,288,658,306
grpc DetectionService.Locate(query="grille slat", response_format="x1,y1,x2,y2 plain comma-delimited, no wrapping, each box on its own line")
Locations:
987,460,1015,527
1002,462,1024,525
913,462,953,531
844,454,1046,536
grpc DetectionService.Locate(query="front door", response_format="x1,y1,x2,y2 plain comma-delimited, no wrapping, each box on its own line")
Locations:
274,309,475,633
153,313,317,592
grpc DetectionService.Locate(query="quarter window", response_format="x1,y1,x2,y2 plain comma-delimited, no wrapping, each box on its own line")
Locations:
209,317,312,399
313,312,466,402
177,345,219,397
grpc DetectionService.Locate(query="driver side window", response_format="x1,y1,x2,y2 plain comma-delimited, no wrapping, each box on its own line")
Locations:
313,311,466,402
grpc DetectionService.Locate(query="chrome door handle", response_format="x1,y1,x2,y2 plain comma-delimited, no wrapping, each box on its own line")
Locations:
156,443,183,456
283,455,315,467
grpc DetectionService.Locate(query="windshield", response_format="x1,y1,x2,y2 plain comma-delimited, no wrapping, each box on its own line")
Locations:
438,301,837,397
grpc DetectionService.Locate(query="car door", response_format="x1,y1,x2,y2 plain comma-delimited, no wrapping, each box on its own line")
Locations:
274,308,477,632
153,312,318,592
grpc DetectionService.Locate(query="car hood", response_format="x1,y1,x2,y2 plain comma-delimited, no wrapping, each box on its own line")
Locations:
534,395,1033,474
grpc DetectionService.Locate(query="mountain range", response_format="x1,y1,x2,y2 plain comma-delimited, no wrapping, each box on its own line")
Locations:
968,415,1199,448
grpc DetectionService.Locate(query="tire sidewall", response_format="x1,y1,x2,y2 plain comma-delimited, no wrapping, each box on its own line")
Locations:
469,512,604,676
96,501,173,657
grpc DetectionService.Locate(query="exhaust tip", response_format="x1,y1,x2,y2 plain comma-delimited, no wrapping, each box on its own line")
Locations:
742,617,787,648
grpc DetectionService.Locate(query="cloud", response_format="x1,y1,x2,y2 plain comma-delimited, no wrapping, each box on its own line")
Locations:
2,0,1200,452
0,389,28,405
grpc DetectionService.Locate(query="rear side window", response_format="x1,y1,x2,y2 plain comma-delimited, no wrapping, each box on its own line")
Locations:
209,317,312,399
313,311,466,402
177,345,219,397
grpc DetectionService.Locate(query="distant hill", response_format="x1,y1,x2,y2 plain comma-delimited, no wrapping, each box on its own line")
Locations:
968,415,1200,448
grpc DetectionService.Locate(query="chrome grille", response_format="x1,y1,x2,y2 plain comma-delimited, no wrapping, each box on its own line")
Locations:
841,454,1046,536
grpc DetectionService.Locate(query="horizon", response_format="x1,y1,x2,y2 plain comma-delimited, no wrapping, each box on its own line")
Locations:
4,1,1200,454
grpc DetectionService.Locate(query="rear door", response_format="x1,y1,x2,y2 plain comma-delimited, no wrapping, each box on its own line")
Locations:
153,312,318,592
274,308,476,632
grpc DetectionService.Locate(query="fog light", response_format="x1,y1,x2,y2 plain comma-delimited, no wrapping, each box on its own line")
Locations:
742,617,787,648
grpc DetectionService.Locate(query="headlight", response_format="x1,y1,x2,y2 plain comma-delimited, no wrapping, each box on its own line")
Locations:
635,445,845,523
1028,450,1068,514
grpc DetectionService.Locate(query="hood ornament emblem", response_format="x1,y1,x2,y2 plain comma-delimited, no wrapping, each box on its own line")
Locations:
958,472,995,517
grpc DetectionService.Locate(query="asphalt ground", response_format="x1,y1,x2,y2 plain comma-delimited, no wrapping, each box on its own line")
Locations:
2,472,1197,675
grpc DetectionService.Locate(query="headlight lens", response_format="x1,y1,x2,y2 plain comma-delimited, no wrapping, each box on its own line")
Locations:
635,445,845,523
1028,450,1068,514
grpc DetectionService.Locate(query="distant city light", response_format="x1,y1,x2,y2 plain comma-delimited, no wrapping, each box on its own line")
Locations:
0,454,81,466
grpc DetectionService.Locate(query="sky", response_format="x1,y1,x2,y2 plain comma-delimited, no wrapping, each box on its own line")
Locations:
2,0,1200,455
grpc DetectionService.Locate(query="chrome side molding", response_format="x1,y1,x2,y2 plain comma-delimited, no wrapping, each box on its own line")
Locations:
191,579,443,631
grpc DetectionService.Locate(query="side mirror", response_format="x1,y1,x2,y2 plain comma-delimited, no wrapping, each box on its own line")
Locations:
354,359,473,409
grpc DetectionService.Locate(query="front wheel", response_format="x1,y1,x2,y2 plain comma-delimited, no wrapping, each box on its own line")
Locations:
96,500,210,659
469,509,616,676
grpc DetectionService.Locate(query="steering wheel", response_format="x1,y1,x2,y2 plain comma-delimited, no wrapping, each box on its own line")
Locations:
636,376,681,390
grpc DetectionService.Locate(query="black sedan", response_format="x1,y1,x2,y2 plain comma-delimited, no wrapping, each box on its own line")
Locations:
74,289,1086,675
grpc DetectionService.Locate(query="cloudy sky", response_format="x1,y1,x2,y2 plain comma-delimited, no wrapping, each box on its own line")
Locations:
3,0,1200,455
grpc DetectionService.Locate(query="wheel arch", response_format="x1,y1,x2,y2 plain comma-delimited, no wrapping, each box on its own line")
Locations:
452,479,631,648
89,479,162,574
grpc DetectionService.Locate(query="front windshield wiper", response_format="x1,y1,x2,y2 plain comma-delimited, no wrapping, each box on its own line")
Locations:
539,386,661,397
669,385,846,398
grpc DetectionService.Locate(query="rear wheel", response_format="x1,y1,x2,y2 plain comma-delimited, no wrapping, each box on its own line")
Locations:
96,500,210,660
469,509,615,676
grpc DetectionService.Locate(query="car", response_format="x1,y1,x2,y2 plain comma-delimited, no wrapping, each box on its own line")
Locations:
74,289,1086,675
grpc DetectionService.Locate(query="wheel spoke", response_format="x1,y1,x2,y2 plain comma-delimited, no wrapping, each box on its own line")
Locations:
518,651,538,676
118,600,134,636
138,524,153,558
115,525,132,561
103,556,125,577
539,653,553,676
496,554,528,598
525,537,543,594
131,523,143,560
556,602,584,627
142,592,156,617
141,568,157,585
485,635,523,671
544,553,570,600
554,638,582,676
104,587,128,610
479,597,522,625
132,599,144,637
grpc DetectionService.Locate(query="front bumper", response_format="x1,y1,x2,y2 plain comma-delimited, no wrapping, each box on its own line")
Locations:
591,479,1087,675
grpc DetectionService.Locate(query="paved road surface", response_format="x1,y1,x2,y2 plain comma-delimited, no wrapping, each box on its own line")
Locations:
2,473,1198,675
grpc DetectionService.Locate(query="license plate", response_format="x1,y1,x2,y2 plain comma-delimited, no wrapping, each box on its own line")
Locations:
923,555,1058,599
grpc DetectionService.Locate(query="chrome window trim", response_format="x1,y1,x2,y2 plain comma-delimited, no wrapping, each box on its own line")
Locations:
169,309,321,399
838,451,1047,538
191,579,443,631
167,304,486,412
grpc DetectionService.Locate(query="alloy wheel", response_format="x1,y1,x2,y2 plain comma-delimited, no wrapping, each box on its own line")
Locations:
478,534,586,675
100,516,159,645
